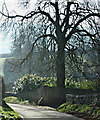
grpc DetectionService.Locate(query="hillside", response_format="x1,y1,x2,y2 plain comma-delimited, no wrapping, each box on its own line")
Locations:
0,58,6,76
0,53,25,91
0,53,12,58
0,53,12,76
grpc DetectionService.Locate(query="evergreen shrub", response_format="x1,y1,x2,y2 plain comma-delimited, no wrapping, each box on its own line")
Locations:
13,74,56,93
13,73,99,94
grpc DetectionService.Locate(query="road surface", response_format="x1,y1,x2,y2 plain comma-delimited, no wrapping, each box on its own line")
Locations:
8,103,84,120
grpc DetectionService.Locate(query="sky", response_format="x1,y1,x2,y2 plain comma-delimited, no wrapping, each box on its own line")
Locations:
0,0,37,54
0,34,12,54
0,0,99,54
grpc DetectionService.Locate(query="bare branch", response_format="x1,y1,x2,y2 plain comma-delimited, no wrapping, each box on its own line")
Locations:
18,34,57,65
76,29,97,37
0,11,23,18
38,7,55,25
65,13,100,42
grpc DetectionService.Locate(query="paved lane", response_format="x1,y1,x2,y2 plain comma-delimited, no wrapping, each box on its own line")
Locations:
8,103,84,120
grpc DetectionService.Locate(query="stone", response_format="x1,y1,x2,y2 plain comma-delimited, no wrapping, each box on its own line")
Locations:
0,75,4,106
66,93,100,105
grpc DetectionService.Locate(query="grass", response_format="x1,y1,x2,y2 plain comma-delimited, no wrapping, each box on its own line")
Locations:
4,96,36,106
0,96,36,120
57,102,100,120
3,96,100,119
0,101,21,120
4,97,20,104
0,58,6,64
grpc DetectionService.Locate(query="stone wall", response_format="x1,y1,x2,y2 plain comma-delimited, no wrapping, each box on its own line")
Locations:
17,87,100,106
66,93,100,105
17,86,66,106
0,76,3,105
65,88,99,95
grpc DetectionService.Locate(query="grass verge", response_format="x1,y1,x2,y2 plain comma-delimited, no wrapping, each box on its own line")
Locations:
4,97,20,104
0,101,21,120
4,96,36,106
57,102,100,120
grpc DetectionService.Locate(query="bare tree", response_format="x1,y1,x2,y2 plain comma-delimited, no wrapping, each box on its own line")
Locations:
0,0,100,87
11,21,56,76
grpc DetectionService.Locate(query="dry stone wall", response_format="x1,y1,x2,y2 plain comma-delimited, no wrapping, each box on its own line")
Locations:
66,93,100,105
0,76,3,105
17,86,100,106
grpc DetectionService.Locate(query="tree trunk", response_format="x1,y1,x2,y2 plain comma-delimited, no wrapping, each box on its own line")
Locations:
56,43,65,87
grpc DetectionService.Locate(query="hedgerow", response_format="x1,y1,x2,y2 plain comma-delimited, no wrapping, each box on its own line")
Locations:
13,74,99,94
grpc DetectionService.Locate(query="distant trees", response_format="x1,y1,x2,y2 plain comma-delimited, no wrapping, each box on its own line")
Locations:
11,23,56,76
0,0,100,87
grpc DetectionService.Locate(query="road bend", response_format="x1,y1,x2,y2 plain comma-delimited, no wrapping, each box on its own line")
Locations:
8,103,84,120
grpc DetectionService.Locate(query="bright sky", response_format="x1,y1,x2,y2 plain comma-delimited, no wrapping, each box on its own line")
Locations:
0,0,37,54
0,34,11,54
0,0,99,54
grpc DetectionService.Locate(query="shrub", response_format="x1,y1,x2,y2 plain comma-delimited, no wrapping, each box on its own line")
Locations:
13,74,43,93
44,77,56,87
13,74,56,93
13,73,98,94
65,77,98,90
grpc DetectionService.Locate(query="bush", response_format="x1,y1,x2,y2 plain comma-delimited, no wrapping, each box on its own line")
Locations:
13,73,98,94
13,74,43,93
65,76,98,90
43,77,56,87
13,74,56,93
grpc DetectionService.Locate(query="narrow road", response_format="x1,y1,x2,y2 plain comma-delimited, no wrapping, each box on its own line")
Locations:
8,103,84,120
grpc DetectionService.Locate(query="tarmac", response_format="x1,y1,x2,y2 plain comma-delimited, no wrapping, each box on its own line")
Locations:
8,103,84,120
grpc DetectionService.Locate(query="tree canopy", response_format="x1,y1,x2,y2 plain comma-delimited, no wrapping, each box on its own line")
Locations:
0,0,100,87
